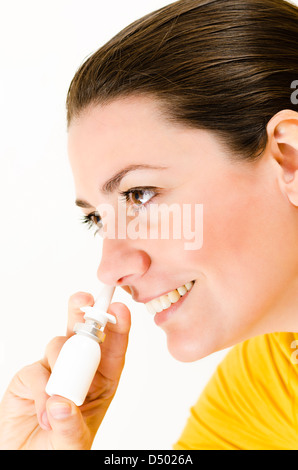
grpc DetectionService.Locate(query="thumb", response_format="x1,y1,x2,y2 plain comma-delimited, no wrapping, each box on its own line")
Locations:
46,396,91,450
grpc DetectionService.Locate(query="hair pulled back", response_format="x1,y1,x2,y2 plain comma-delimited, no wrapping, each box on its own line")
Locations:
66,0,298,160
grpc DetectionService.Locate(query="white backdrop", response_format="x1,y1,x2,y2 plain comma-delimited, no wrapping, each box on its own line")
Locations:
0,0,296,450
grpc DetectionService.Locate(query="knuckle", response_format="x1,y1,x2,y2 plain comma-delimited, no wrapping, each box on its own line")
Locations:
57,422,91,449
44,336,66,369
46,336,65,352
19,361,45,379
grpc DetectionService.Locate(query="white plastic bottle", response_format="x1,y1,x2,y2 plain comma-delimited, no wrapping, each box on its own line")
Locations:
46,284,116,406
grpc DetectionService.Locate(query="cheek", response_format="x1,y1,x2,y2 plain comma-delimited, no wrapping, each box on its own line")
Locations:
221,200,293,312
174,189,289,348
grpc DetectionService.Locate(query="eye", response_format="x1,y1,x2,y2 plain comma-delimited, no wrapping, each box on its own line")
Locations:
81,211,103,236
119,187,158,215
80,187,160,236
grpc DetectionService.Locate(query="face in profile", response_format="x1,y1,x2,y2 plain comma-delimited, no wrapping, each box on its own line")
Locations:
68,95,298,362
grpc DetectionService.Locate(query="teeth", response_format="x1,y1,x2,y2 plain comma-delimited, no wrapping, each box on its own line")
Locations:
145,302,156,316
168,290,180,303
160,295,171,309
145,281,194,315
177,285,187,296
151,298,163,313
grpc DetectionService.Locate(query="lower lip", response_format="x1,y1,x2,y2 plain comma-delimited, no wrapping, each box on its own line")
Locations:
153,285,194,326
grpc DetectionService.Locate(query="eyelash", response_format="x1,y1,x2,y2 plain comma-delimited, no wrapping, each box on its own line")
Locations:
119,186,159,213
81,186,159,236
80,212,103,237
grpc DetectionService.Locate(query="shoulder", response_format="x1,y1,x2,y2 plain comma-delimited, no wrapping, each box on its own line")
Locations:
174,333,298,450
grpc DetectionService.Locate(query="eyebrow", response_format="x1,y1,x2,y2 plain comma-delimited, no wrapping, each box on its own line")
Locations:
75,164,168,209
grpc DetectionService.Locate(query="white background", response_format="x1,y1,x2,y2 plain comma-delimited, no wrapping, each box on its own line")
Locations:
0,0,297,450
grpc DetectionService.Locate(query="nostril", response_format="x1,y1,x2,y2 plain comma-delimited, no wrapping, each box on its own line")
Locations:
116,275,134,286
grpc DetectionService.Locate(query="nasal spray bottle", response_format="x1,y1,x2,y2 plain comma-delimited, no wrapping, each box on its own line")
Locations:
46,284,116,406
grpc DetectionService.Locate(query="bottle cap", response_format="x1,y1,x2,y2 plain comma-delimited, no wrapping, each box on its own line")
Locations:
80,284,116,329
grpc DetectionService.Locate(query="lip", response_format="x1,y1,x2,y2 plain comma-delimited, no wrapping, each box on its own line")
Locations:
153,286,193,326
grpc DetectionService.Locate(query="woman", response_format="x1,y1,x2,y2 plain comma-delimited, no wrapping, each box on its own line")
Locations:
1,0,298,449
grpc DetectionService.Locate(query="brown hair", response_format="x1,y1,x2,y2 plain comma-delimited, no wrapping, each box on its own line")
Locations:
66,0,298,161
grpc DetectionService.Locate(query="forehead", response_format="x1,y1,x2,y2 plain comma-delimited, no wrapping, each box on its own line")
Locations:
67,96,236,203
67,97,173,180
67,95,223,163
67,96,197,188
68,96,172,147
67,97,186,202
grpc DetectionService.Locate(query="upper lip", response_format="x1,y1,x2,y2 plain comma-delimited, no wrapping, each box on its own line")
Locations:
130,282,194,304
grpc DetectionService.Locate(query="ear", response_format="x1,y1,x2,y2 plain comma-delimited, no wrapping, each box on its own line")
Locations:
266,110,298,207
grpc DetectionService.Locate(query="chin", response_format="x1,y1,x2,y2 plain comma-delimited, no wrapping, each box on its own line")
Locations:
166,331,215,362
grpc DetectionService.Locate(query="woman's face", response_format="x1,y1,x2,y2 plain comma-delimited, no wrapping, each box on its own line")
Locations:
68,96,298,361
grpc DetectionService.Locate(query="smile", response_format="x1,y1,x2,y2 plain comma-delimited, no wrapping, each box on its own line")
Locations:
145,281,195,315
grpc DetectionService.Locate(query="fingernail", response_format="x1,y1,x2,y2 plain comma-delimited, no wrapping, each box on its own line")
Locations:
48,400,72,420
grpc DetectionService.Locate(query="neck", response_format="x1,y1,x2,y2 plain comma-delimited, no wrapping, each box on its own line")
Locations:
256,275,298,335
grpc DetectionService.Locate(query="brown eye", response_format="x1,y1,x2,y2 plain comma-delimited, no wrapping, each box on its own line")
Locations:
129,189,156,206
81,211,103,236
119,187,159,217
89,212,102,227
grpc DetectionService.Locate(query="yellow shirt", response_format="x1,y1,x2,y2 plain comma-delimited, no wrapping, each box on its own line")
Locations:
174,332,298,450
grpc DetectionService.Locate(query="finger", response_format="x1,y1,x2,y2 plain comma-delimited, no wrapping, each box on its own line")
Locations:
14,362,52,431
44,336,68,371
98,301,131,382
66,291,94,336
46,396,91,450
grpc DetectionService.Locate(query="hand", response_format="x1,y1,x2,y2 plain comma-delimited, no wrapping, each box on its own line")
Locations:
0,292,131,450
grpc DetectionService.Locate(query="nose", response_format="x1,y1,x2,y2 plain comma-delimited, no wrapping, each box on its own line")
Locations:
97,238,151,286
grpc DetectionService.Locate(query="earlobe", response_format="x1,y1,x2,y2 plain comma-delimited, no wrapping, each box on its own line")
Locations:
266,111,298,207
285,170,298,207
